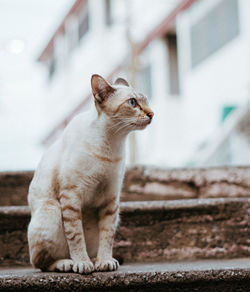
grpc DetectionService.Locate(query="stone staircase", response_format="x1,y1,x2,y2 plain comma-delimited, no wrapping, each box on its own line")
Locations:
0,166,249,291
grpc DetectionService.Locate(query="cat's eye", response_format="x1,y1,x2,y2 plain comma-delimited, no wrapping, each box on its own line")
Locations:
128,98,137,107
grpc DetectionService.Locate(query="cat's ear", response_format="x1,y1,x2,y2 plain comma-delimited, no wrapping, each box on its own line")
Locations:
114,77,129,87
91,74,115,104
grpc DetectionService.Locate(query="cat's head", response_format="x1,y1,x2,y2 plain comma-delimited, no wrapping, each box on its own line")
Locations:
91,74,154,133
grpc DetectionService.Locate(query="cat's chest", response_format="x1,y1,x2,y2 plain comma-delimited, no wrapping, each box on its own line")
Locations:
78,168,120,208
69,158,123,192
74,144,124,175
61,137,125,197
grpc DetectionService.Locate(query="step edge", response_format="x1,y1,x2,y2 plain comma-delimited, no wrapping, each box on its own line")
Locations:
0,197,249,216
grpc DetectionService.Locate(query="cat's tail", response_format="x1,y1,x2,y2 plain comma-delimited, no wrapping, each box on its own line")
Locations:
30,244,54,271
30,241,73,272
27,198,70,271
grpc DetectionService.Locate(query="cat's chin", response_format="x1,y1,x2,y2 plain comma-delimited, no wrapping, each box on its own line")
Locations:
132,120,150,130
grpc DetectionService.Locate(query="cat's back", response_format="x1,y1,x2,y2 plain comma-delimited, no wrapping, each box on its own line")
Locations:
28,112,91,202
28,138,63,209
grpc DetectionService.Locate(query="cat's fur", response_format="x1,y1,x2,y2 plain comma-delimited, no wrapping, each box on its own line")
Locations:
27,74,154,274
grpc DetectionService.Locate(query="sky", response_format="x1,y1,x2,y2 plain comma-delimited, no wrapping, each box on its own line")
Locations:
0,0,75,170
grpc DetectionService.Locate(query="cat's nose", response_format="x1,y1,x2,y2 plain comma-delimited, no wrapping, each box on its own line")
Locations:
147,112,154,120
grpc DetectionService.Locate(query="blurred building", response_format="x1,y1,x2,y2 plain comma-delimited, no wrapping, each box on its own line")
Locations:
37,0,250,167
178,0,250,166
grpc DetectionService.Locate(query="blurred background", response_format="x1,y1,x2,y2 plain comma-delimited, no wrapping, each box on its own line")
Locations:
1,0,250,171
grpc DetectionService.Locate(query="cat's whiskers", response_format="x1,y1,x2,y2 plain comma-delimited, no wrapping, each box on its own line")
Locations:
113,121,134,134
108,118,133,132
108,120,125,132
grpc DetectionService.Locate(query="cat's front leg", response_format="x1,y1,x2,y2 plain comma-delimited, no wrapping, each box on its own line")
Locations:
59,191,94,274
95,199,120,271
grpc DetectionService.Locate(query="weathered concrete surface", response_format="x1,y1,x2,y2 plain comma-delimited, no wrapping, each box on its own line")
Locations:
0,171,33,206
1,166,250,206
0,206,30,266
0,259,250,291
0,198,249,266
122,165,250,201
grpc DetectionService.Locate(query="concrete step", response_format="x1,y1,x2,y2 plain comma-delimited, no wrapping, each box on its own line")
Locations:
0,198,249,267
0,171,33,206
0,258,250,291
123,165,250,201
1,166,250,205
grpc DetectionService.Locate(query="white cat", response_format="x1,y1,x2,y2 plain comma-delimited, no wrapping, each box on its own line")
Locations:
27,74,154,274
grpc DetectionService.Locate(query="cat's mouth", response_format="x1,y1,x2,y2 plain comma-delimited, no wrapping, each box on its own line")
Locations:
132,119,151,129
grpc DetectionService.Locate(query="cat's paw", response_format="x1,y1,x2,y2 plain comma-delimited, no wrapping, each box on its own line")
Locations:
48,259,73,272
95,257,119,271
56,259,73,272
72,260,94,274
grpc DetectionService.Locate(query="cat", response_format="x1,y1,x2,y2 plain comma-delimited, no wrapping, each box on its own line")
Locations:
27,74,154,274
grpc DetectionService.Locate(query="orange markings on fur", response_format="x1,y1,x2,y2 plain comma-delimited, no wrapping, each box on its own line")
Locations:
67,232,82,241
75,192,82,201
51,168,60,195
41,200,59,212
84,141,121,163
62,216,77,222
99,227,109,232
61,205,79,213
142,105,154,117
143,105,152,113
114,99,128,114
59,193,70,201
98,197,116,210
103,204,119,217
93,153,121,163
96,179,108,194
75,237,82,245
62,184,79,192
46,200,58,207
31,244,54,270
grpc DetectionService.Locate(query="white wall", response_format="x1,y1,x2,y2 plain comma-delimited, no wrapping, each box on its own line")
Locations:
41,0,250,168
43,0,128,132
41,0,182,167
176,0,250,164
134,39,187,166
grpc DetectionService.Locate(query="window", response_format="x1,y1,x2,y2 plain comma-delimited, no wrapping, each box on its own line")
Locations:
46,33,65,80
78,12,89,42
136,64,152,99
105,0,113,26
221,105,237,122
166,34,180,95
48,54,56,80
54,34,66,69
66,17,79,53
191,0,240,68
78,1,89,42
